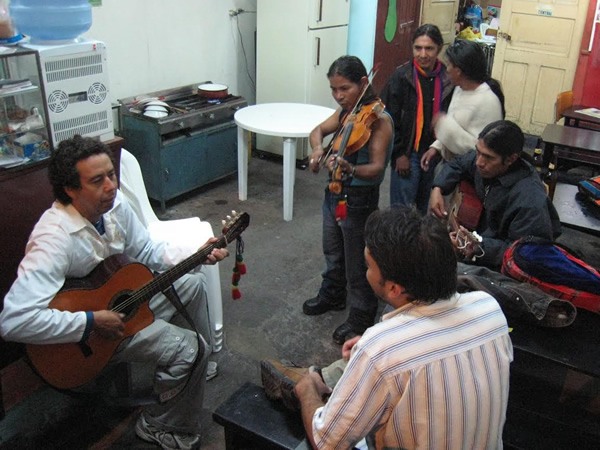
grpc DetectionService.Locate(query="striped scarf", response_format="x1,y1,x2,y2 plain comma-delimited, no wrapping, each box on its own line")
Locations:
413,58,443,152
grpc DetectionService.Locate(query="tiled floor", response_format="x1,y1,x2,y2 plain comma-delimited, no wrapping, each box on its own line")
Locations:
1,151,599,449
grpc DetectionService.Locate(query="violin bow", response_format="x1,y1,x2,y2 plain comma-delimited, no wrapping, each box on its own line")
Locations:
318,63,381,169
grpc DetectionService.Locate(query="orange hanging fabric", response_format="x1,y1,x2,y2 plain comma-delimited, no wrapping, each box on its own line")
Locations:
412,58,443,151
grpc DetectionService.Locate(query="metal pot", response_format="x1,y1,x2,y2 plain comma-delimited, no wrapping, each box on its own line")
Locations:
198,83,228,99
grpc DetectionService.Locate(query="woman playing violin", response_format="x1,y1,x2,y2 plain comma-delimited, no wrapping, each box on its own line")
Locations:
303,55,393,345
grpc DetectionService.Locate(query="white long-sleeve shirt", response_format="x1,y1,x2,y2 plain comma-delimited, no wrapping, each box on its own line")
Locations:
431,83,503,161
0,191,177,344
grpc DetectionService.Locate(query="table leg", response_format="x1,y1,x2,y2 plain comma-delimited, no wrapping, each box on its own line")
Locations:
542,141,555,169
237,126,249,201
282,137,296,221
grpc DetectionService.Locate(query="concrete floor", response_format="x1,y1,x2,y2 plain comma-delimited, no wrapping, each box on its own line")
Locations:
1,152,599,449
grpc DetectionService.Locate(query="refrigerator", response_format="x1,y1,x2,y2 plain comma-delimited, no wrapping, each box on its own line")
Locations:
256,0,350,159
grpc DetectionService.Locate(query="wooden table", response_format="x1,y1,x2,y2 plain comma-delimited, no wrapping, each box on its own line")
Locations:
561,105,600,129
541,123,600,168
235,103,334,221
553,183,600,236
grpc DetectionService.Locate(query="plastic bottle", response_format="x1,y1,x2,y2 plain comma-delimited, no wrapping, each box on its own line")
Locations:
464,2,483,32
9,0,92,43
532,148,544,177
545,162,558,200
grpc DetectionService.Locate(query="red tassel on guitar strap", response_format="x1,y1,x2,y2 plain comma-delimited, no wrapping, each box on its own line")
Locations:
231,236,246,300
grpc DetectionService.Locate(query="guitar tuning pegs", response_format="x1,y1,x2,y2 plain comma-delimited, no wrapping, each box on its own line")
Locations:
231,210,238,217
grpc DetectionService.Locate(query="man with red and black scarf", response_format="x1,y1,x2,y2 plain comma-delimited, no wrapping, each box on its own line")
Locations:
381,23,453,214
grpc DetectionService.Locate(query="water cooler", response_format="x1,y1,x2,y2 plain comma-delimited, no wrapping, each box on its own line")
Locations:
9,1,112,146
21,40,114,146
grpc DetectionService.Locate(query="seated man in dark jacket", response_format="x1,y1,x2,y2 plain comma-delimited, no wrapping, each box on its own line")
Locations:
430,119,562,270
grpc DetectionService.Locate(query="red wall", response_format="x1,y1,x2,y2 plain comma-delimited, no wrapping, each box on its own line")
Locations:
574,1,600,106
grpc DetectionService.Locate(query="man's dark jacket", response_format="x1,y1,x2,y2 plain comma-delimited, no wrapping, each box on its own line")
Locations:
433,150,562,269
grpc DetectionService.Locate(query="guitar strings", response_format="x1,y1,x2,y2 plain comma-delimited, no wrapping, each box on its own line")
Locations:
455,230,485,258
107,230,235,315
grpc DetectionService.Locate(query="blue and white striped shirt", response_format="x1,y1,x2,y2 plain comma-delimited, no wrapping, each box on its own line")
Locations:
312,291,513,449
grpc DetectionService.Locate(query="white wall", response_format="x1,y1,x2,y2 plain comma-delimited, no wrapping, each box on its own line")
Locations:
85,0,257,104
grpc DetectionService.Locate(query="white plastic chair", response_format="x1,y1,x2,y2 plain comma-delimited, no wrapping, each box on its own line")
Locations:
119,149,224,352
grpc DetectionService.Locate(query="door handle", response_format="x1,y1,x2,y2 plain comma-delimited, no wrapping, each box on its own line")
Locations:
316,0,323,23
498,31,512,42
314,37,321,66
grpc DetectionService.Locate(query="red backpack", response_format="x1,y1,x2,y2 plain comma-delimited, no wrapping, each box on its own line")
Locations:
502,238,600,313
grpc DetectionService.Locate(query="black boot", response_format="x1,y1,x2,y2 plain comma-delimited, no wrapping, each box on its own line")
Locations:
332,308,375,344
303,296,346,315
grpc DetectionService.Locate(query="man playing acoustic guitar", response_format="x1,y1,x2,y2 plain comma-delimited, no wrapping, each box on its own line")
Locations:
0,136,229,449
429,120,561,270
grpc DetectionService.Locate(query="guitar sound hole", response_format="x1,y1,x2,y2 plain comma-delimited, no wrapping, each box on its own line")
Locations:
110,290,137,320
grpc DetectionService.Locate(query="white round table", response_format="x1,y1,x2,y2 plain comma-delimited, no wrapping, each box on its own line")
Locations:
234,103,335,221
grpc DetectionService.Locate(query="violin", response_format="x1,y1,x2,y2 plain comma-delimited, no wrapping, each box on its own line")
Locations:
319,65,383,195
331,99,385,155
327,99,385,195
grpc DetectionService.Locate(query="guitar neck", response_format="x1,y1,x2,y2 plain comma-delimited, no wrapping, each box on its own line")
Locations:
128,236,226,307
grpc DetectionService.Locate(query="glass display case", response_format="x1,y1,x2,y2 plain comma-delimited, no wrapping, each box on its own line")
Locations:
0,46,51,169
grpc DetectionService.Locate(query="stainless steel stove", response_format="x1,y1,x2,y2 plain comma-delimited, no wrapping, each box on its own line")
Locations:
119,83,247,212
120,83,247,136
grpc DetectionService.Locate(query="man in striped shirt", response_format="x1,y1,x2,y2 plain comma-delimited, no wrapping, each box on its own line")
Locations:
294,207,513,449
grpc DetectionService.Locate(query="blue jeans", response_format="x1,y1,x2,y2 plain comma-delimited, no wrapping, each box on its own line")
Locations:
318,186,380,329
389,152,436,215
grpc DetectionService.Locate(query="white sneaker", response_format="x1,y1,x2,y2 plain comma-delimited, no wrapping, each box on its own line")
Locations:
135,413,201,449
206,361,218,381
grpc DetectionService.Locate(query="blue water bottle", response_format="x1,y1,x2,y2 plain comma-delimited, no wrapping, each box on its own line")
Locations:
10,0,92,43
465,3,483,32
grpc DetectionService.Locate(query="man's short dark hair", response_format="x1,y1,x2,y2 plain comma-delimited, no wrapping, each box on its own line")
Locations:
49,135,114,205
365,207,457,303
478,120,524,160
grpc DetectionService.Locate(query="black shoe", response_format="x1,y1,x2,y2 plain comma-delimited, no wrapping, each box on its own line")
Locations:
303,296,346,316
332,322,361,345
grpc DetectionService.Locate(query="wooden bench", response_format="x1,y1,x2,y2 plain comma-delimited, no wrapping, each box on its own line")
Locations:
212,382,309,450
501,309,600,448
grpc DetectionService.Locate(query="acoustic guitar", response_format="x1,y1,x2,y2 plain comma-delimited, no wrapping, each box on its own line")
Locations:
26,211,250,390
448,180,484,257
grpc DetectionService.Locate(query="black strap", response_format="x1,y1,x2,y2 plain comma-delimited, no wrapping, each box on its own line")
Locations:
160,284,204,402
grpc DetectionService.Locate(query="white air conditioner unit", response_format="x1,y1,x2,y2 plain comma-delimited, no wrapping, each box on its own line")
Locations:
21,39,114,146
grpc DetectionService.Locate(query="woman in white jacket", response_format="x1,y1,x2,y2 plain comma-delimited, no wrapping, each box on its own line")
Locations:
420,39,505,168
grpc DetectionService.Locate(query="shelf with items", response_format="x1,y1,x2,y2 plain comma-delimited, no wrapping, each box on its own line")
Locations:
0,47,51,168
0,83,37,98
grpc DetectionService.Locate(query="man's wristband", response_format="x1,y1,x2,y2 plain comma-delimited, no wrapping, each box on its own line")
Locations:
81,311,94,342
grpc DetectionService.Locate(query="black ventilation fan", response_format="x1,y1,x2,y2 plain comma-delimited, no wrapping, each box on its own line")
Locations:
88,82,107,104
47,90,69,113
